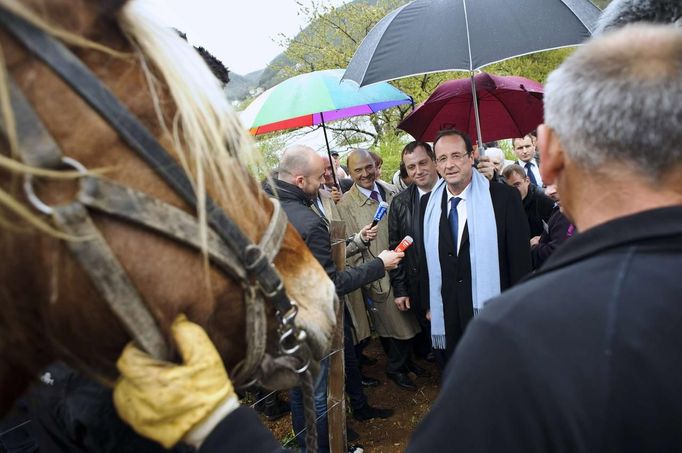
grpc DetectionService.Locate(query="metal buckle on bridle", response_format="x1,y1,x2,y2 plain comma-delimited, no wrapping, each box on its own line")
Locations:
279,323,307,355
277,300,310,374
23,156,87,215
243,243,269,275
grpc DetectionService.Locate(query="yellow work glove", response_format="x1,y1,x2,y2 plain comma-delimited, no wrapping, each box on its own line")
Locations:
113,314,238,449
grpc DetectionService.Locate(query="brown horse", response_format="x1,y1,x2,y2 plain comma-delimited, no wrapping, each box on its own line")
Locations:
0,0,336,416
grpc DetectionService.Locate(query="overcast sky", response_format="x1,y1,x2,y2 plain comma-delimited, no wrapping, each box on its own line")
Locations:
156,0,349,75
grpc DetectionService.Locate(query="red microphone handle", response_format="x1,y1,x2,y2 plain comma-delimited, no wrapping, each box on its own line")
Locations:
394,235,414,253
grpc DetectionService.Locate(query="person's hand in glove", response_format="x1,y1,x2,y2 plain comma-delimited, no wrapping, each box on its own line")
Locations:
113,314,239,449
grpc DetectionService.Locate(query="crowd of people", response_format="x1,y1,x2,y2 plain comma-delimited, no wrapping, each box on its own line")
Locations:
1,0,680,452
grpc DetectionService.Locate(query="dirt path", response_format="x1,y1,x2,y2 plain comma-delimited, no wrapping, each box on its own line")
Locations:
261,339,442,452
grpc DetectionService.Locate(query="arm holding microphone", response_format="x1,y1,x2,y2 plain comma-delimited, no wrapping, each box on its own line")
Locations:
360,201,388,246
345,201,386,257
375,238,408,278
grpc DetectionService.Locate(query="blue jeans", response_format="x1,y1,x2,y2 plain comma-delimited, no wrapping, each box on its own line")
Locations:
289,357,330,452
344,306,367,411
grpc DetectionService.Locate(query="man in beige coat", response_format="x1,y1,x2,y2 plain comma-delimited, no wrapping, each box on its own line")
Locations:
338,149,422,391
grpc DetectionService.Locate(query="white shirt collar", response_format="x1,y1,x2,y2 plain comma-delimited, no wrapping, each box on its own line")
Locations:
446,181,470,201
357,182,381,201
417,178,440,198
520,158,538,168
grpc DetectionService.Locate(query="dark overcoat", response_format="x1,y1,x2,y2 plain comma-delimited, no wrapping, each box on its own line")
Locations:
419,180,531,358
408,206,682,453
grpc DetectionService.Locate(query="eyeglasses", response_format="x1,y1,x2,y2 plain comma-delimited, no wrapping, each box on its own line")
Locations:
436,153,470,165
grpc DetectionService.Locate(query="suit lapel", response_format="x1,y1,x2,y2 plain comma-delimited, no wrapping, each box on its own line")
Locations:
439,189,455,252
411,187,422,260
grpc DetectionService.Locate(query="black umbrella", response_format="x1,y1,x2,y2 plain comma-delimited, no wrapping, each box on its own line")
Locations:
342,0,601,149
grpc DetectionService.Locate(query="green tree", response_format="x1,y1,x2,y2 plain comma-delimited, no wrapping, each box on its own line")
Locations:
273,0,419,147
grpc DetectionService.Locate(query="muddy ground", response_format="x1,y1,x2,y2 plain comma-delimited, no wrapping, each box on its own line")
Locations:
255,339,442,452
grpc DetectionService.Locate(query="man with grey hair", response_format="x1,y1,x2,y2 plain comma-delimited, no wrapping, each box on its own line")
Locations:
596,0,680,33
481,146,506,175
408,24,682,453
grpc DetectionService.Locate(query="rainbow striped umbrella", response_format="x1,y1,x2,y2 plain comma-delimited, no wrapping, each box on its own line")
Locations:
241,69,412,135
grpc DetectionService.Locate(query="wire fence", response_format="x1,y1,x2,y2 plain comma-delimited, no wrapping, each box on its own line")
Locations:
282,399,343,448
246,344,344,408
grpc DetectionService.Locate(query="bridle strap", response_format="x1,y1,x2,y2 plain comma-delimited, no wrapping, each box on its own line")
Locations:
0,7,294,319
0,78,62,168
78,175,288,280
52,202,171,360
77,176,285,382
79,176,245,282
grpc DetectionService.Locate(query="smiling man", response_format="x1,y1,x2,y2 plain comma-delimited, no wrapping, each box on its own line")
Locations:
388,141,440,364
337,148,422,391
389,141,440,315
419,130,531,365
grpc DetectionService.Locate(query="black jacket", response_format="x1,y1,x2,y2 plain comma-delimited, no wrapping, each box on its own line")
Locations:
265,180,384,296
408,206,682,453
0,363,190,453
531,208,574,269
523,184,555,238
388,183,425,308
419,181,531,358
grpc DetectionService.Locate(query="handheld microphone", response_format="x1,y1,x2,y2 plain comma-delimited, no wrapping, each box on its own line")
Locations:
394,235,414,253
370,201,389,228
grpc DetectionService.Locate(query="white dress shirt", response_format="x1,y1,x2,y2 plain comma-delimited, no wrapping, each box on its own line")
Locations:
518,158,543,187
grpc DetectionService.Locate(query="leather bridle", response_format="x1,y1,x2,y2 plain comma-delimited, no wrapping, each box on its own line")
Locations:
0,7,317,398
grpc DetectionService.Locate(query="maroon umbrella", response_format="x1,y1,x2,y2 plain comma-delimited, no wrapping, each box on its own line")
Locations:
398,72,544,144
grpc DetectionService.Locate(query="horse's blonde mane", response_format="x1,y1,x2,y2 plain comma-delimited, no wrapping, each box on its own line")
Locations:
0,0,268,248
119,0,268,251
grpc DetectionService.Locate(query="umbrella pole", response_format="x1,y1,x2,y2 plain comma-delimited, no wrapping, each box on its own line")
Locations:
320,112,340,188
470,72,485,157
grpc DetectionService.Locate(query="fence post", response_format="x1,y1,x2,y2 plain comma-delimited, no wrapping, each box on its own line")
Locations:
328,220,347,452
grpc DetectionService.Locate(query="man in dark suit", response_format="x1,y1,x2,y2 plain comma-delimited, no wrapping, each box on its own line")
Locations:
409,23,682,453
388,141,440,362
420,129,531,364
513,134,543,187
502,164,555,239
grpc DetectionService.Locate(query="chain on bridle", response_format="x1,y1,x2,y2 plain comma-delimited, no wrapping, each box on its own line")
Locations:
0,10,321,446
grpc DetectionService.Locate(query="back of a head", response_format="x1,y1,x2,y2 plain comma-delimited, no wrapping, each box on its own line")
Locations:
544,24,682,179
484,147,505,161
278,145,317,181
596,0,681,34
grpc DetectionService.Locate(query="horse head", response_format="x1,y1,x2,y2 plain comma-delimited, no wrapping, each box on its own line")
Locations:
0,0,336,414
